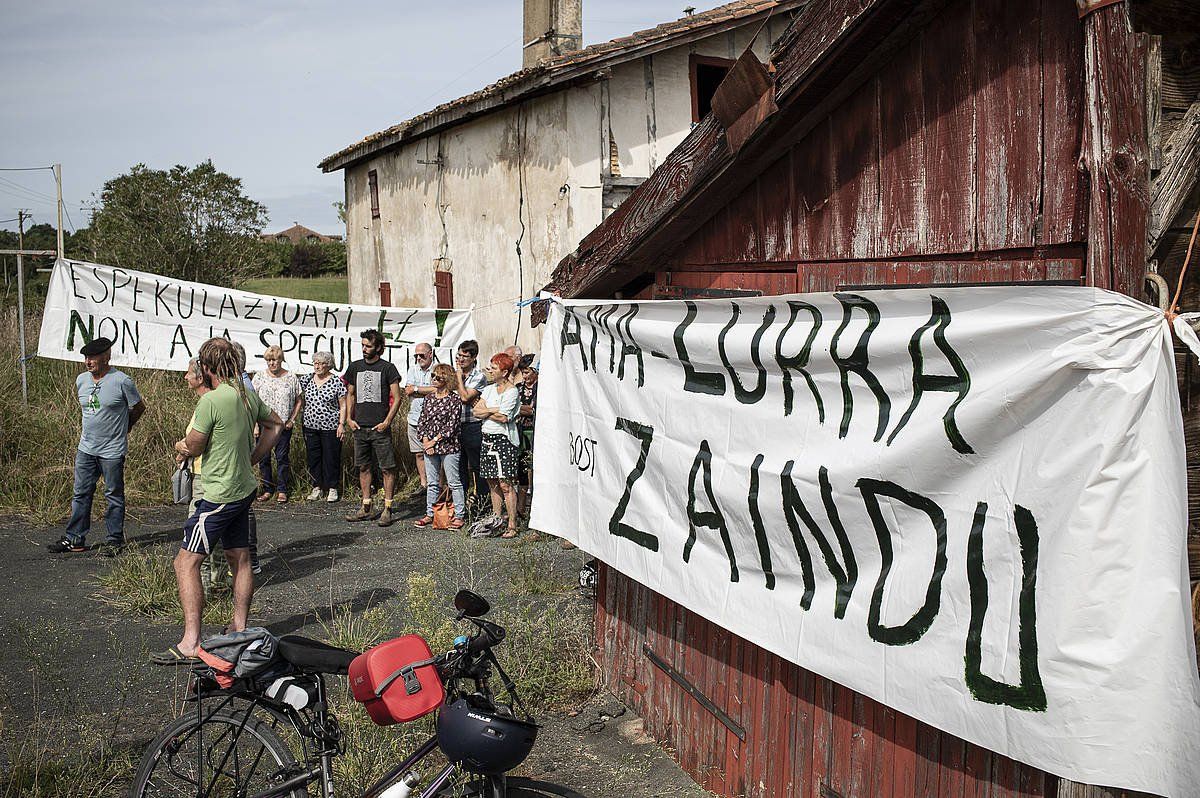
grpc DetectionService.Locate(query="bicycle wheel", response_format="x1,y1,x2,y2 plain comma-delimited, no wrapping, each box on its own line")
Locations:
129,708,307,798
437,774,588,798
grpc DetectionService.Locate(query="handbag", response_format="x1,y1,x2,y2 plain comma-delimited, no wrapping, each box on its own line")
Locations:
172,458,194,505
431,487,454,530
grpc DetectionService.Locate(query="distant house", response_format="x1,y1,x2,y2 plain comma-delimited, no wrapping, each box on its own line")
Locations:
319,0,804,353
260,223,343,245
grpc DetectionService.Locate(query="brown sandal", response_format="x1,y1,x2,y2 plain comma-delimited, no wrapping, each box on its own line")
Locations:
501,527,519,539
414,516,433,527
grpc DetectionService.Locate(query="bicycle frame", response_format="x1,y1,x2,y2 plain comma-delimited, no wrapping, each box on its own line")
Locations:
186,669,466,798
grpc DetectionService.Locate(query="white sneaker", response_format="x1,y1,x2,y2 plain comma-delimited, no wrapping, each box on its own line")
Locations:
307,488,323,501
326,489,340,503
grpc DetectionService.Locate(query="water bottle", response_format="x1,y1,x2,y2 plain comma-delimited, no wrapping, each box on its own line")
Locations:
378,771,421,798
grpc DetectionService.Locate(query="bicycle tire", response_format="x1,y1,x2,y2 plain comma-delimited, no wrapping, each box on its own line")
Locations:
437,775,588,798
129,708,307,798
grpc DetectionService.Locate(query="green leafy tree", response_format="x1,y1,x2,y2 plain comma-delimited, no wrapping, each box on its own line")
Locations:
88,161,270,285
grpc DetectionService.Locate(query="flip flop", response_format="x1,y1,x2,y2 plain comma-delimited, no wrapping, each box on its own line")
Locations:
501,528,520,539
150,645,200,666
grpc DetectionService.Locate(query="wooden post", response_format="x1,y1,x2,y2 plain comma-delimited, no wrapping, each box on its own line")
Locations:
1080,0,1150,298
1065,2,1156,795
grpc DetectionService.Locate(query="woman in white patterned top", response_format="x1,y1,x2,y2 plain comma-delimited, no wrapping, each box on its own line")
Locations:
299,351,347,502
252,345,302,502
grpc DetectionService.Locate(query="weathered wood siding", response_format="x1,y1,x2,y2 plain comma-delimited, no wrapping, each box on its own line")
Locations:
670,0,1086,272
597,566,1057,798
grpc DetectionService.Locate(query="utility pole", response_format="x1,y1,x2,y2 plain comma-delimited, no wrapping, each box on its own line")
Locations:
2,212,58,406
17,211,28,405
54,163,64,259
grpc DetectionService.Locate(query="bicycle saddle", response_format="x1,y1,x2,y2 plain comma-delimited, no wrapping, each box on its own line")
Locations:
278,635,358,674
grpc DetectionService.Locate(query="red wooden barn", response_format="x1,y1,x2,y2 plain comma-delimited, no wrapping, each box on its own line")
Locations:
536,0,1200,796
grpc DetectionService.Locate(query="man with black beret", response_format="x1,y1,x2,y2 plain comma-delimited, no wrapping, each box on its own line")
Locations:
48,337,147,554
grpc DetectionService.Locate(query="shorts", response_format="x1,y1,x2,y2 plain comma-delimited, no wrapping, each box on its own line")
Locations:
354,427,397,470
182,493,255,554
481,433,519,480
407,423,424,454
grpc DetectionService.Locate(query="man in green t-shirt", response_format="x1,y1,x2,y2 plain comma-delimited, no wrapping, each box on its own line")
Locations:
151,338,284,665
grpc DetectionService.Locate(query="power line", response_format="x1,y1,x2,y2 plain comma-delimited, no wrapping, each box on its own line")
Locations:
0,176,57,204
404,36,522,118
0,166,53,171
62,203,77,235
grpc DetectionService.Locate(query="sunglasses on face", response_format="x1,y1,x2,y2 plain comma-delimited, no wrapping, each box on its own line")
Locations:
415,352,432,360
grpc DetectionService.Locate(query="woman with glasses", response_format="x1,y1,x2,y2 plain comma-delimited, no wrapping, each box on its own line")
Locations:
472,352,522,537
413,363,466,529
299,351,347,502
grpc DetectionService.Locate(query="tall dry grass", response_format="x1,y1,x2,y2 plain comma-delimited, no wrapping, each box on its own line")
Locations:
0,308,414,523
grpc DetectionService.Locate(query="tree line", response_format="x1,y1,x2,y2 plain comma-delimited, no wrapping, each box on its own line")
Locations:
0,160,345,299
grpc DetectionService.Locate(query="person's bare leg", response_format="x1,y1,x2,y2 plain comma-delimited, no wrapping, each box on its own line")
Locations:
224,547,254,632
382,468,396,503
488,478,502,516
501,480,518,528
415,452,427,488
358,467,372,505
173,549,207,655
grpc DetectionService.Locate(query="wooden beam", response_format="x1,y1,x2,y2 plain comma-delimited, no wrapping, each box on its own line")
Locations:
1080,0,1150,297
1148,99,1200,252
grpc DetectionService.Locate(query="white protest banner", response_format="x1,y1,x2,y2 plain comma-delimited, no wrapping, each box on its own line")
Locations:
530,287,1200,797
37,259,475,374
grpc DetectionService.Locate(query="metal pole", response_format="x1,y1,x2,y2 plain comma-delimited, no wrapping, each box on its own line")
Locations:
16,211,28,406
54,163,64,259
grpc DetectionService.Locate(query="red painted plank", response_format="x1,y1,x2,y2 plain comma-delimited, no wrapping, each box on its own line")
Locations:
848,692,873,798
793,116,835,261
830,77,881,260
1039,0,1086,246
938,728,967,798
914,720,941,798
892,710,918,798
793,666,816,798
727,179,765,263
920,0,976,255
974,0,1043,250
760,150,796,262
874,700,895,798
830,683,855,796
963,740,990,798
727,633,747,794
711,623,733,794
879,33,927,258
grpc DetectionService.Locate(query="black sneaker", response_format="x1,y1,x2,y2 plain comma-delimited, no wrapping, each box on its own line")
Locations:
251,559,262,575
48,536,86,554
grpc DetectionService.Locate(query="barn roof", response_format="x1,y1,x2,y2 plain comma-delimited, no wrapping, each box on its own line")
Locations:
534,0,939,322
318,0,805,173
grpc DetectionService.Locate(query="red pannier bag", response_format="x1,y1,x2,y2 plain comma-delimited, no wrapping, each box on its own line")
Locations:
348,634,445,726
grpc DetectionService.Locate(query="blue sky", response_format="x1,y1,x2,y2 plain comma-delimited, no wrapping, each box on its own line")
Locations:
0,1,700,236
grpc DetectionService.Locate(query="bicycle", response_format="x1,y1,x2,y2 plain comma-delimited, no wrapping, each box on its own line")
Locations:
130,590,584,798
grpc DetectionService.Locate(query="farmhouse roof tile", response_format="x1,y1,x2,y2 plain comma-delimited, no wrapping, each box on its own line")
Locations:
318,0,803,172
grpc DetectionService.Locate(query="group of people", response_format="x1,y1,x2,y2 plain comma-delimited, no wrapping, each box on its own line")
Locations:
344,331,540,539
47,330,547,663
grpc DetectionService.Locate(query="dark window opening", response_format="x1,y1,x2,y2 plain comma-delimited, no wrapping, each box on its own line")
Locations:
690,55,734,123
379,280,391,306
368,169,380,219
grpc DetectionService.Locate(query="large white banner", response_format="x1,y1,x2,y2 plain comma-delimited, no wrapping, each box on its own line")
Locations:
37,259,476,374
530,287,1200,797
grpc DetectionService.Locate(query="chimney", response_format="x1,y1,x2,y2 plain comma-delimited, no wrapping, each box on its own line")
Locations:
523,0,582,68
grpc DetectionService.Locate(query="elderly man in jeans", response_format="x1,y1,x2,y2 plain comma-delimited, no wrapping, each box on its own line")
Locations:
49,336,146,555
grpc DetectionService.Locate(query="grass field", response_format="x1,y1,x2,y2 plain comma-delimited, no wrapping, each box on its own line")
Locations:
241,275,348,303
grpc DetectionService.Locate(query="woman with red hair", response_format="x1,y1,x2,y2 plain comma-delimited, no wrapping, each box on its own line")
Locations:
471,352,522,537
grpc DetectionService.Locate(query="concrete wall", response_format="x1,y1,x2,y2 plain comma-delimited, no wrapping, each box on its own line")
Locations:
343,24,779,356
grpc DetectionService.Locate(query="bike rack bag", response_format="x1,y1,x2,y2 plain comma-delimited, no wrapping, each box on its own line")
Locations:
349,634,445,725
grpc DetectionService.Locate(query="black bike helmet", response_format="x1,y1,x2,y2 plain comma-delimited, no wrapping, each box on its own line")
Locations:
436,697,538,774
